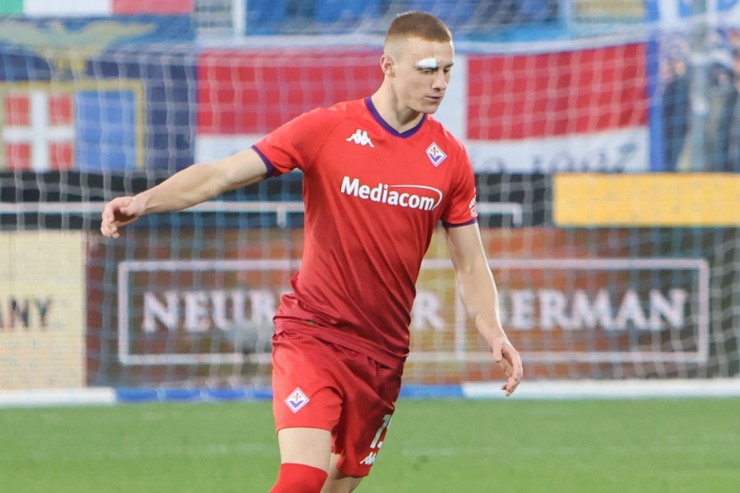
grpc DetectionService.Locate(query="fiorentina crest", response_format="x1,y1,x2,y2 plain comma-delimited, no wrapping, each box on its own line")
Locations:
284,387,310,413
426,142,447,167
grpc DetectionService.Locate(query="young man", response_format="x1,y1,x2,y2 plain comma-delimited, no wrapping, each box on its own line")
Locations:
101,11,523,493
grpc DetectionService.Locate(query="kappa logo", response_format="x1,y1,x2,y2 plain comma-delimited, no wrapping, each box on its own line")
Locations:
426,142,447,167
359,452,377,466
284,387,310,413
346,129,375,148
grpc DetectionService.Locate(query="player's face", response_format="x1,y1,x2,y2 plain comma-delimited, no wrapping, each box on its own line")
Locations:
392,37,454,114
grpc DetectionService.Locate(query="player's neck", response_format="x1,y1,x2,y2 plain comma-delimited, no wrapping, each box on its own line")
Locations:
370,93,424,133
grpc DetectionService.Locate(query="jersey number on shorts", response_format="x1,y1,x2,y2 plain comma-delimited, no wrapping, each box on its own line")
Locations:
369,414,393,449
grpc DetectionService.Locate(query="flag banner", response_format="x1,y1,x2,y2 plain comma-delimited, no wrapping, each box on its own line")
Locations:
22,0,113,17
198,49,382,135
196,48,381,163
0,43,195,172
19,0,193,18
467,44,649,172
0,81,144,172
0,16,194,49
196,44,650,172
111,0,194,16
468,45,648,140
87,47,196,172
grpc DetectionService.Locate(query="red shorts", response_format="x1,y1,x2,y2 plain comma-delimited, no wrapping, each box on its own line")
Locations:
271,331,402,477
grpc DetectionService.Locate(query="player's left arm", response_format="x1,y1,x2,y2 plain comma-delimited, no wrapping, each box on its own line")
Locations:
445,223,523,396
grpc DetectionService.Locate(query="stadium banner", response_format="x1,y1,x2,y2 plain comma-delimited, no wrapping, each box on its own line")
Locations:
420,229,712,382
0,15,193,47
110,0,194,16
465,45,649,172
0,231,86,389
4,0,193,17
196,45,650,172
87,226,734,386
465,128,648,173
0,80,145,171
553,173,740,226
0,18,197,173
196,48,383,162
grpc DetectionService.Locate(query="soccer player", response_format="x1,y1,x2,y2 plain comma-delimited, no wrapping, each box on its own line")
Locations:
100,11,523,493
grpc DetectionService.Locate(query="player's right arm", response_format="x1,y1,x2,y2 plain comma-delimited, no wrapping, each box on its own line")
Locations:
100,148,269,238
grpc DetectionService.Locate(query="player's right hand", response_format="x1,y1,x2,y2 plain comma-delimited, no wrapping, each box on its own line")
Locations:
100,196,142,239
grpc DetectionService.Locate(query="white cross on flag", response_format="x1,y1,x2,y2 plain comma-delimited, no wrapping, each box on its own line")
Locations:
1,87,75,171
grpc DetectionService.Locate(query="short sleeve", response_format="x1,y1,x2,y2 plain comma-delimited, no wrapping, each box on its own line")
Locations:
441,148,478,227
252,108,328,176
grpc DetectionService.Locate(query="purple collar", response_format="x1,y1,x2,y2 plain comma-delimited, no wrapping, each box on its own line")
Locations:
365,97,426,138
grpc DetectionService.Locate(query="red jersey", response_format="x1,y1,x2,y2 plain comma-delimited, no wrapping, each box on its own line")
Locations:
253,98,478,370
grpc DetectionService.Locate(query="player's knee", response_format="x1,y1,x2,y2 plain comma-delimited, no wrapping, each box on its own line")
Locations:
270,463,328,493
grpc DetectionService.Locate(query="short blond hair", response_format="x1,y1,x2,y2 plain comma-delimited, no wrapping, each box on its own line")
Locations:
384,11,452,55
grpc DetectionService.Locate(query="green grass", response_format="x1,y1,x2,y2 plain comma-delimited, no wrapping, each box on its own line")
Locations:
1,398,739,492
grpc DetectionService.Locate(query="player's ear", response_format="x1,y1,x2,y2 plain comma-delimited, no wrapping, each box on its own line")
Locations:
380,54,395,77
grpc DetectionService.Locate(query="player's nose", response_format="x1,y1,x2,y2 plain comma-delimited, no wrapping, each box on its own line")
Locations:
432,72,448,90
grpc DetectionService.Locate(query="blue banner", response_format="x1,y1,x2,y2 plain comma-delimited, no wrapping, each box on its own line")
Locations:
0,50,195,173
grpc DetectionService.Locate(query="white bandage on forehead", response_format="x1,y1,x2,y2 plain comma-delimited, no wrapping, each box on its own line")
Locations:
416,57,439,69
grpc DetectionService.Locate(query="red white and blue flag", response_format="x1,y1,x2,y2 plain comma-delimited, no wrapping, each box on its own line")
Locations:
195,44,650,172
0,83,142,171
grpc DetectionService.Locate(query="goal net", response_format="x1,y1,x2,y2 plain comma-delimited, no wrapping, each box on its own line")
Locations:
0,0,738,396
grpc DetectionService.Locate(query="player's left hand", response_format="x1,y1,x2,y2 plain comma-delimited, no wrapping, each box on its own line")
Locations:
490,335,523,397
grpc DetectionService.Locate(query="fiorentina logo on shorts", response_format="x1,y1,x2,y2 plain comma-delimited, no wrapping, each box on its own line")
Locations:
426,142,447,167
284,387,310,413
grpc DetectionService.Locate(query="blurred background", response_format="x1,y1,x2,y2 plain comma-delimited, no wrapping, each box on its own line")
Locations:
0,0,738,401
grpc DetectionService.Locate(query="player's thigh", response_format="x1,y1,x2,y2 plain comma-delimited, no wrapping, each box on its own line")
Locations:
277,427,333,471
271,332,343,433
322,453,363,493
